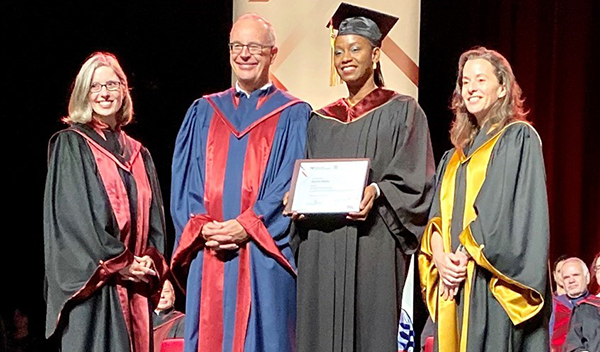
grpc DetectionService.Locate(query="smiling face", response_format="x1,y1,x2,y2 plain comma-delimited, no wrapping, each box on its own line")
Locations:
229,17,277,93
88,66,123,126
461,58,506,123
334,34,379,88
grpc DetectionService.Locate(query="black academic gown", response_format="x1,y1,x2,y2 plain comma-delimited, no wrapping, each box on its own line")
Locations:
420,122,550,352
43,124,168,352
152,307,185,352
292,88,435,352
563,296,600,352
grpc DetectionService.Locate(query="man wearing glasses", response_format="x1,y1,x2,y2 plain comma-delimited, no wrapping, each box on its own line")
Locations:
170,13,310,352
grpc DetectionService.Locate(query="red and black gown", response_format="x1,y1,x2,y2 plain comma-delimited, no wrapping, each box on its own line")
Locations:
44,123,168,352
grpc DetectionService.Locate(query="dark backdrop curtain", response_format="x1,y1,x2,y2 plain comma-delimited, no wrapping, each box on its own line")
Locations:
420,0,599,271
416,0,598,346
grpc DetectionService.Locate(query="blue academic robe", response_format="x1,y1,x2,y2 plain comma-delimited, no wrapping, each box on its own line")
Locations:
170,86,310,352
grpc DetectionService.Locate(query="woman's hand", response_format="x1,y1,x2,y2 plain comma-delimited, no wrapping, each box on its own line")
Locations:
440,281,459,301
346,184,377,221
433,250,468,287
430,231,469,300
118,256,156,283
283,191,306,221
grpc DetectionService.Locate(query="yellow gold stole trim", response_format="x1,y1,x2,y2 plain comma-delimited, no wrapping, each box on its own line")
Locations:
457,121,544,326
420,121,543,352
419,217,442,320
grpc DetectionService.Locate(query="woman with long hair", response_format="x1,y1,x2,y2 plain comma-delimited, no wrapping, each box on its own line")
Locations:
43,52,168,352
419,47,550,351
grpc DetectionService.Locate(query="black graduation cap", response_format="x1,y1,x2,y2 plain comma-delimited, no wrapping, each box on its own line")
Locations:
327,2,399,47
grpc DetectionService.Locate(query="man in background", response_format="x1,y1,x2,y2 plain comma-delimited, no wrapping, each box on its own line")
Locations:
153,280,185,352
550,257,591,352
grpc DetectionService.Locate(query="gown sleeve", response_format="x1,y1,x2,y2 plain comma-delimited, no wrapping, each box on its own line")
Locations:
418,150,453,320
43,130,134,338
169,99,214,290
141,148,169,286
563,301,600,352
376,97,436,252
459,123,550,325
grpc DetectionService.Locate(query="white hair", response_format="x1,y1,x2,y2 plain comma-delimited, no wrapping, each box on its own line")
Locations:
562,257,590,281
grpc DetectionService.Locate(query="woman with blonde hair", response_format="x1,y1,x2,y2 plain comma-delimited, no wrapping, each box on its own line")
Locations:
44,52,168,352
419,47,550,351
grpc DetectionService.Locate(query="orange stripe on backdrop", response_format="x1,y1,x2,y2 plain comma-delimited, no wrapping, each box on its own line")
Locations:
381,37,419,86
263,1,419,89
269,73,288,91
271,0,333,71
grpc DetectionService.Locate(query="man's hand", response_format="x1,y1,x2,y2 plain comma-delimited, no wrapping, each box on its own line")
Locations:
346,184,377,221
202,219,250,251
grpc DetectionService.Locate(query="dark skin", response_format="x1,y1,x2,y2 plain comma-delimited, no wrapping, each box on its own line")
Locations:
284,34,381,221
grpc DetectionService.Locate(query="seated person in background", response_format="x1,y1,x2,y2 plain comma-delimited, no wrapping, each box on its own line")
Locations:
553,255,569,296
153,280,185,352
6,308,44,352
562,253,600,352
550,257,592,352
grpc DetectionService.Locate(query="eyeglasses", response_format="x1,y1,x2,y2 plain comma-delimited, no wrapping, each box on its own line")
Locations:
228,42,273,55
90,80,122,93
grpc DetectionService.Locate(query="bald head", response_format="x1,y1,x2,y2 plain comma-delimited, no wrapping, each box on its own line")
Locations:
229,13,278,93
231,13,276,46
561,257,590,298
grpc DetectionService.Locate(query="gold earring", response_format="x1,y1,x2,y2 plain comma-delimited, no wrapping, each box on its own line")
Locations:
373,62,377,70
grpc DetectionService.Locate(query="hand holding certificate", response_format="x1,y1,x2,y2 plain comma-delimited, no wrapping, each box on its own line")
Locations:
284,158,370,214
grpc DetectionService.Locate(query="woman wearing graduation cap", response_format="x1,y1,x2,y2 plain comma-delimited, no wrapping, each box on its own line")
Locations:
289,3,435,351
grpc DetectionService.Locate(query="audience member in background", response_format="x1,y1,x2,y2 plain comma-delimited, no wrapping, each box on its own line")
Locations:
553,254,569,296
549,257,592,352
549,254,569,348
153,280,185,352
0,310,7,352
563,294,600,352
562,253,600,352
5,309,44,352
43,52,168,352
